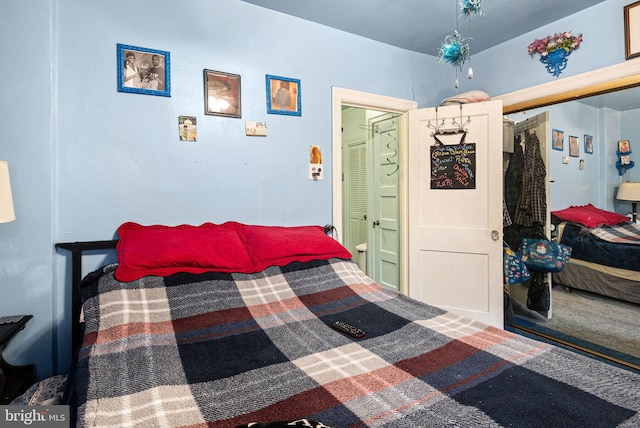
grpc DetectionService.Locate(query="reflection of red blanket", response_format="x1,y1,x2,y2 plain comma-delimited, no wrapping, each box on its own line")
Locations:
591,221,640,245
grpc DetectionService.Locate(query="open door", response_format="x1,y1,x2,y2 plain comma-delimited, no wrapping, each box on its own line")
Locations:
369,112,401,291
408,101,504,328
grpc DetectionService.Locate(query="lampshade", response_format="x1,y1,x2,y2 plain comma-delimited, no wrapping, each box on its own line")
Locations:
616,181,640,202
0,160,15,223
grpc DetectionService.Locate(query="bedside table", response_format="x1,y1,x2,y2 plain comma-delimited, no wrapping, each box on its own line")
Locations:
0,315,36,404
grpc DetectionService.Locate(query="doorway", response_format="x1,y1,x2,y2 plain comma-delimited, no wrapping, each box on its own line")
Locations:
341,107,402,291
331,88,417,294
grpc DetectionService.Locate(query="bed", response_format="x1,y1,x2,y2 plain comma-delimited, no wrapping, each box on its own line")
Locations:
551,204,640,305
52,221,639,427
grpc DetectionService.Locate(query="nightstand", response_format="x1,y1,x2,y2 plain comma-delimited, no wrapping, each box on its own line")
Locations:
0,315,36,404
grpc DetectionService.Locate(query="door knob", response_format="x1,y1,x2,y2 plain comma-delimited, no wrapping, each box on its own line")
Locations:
491,230,500,241
373,220,380,228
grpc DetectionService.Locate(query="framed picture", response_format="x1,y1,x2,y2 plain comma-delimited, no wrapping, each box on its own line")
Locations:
203,69,241,118
618,140,631,153
625,1,640,59
552,129,564,151
178,116,197,141
266,75,301,116
117,44,170,97
584,134,593,154
569,135,579,157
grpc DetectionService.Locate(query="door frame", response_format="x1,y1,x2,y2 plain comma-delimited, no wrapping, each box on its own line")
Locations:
331,87,417,294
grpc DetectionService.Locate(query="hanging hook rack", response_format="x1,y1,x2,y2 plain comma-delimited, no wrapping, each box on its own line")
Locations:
428,105,471,136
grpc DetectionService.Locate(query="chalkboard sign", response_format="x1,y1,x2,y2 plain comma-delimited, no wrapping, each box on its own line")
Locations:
430,142,476,189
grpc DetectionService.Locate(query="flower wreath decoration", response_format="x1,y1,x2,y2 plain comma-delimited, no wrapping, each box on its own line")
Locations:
528,32,583,77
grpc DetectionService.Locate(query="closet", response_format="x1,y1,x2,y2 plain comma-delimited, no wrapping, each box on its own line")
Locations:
503,111,552,317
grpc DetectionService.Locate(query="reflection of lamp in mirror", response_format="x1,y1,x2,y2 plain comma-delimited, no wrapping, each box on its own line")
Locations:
0,161,15,223
617,181,640,222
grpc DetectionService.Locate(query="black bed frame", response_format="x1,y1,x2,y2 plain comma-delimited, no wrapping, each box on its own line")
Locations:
55,226,336,354
55,240,119,352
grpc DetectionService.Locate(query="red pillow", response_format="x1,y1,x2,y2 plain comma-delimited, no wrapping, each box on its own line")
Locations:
584,204,629,225
115,222,252,282
552,204,628,228
233,223,352,271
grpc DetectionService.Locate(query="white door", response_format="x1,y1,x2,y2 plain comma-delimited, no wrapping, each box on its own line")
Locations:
370,113,401,290
408,101,504,328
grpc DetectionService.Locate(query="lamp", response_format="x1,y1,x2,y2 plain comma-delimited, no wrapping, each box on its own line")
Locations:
616,181,640,223
0,161,15,223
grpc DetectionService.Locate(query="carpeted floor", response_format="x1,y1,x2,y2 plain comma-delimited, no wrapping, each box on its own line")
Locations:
511,285,640,364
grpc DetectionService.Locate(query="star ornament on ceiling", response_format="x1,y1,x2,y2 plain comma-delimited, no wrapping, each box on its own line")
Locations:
438,31,471,70
461,0,484,16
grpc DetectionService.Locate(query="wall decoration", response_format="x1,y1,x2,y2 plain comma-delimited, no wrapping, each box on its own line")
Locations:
178,116,197,141
245,121,267,136
618,140,631,153
569,135,579,157
117,44,170,97
266,75,301,116
552,129,564,151
430,142,477,189
204,70,241,118
528,32,582,77
309,145,323,180
616,140,634,175
624,1,640,59
584,134,593,154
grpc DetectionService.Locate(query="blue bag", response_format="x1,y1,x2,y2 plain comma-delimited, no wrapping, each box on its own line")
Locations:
503,242,530,284
519,238,572,273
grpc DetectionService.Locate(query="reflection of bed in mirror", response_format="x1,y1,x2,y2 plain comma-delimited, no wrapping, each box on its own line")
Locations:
552,205,640,304
497,62,640,303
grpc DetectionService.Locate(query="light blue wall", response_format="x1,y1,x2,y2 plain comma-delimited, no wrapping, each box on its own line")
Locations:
474,0,638,219
509,102,606,211
0,0,634,379
468,0,628,98
1,0,440,378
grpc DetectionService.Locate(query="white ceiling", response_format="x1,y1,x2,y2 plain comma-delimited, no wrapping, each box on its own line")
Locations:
240,0,607,55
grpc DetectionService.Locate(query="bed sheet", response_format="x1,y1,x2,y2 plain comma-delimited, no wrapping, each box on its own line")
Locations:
557,221,640,271
71,259,640,427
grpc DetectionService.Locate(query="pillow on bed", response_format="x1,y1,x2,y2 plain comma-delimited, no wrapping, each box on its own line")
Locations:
115,222,252,281
552,204,628,228
233,223,353,271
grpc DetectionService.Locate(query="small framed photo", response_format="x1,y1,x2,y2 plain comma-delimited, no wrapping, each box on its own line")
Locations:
266,75,301,116
618,140,631,153
204,69,241,118
117,44,170,97
621,155,631,165
584,134,593,154
178,116,197,141
569,135,579,157
552,129,564,151
624,1,640,59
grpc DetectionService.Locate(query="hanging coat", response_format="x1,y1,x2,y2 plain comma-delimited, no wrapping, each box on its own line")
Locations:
504,134,524,221
514,130,546,227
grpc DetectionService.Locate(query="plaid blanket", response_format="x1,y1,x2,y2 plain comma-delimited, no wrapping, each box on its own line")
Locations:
74,260,640,427
591,221,640,245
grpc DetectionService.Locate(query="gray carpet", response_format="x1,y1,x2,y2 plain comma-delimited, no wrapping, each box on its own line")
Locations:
515,285,640,359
